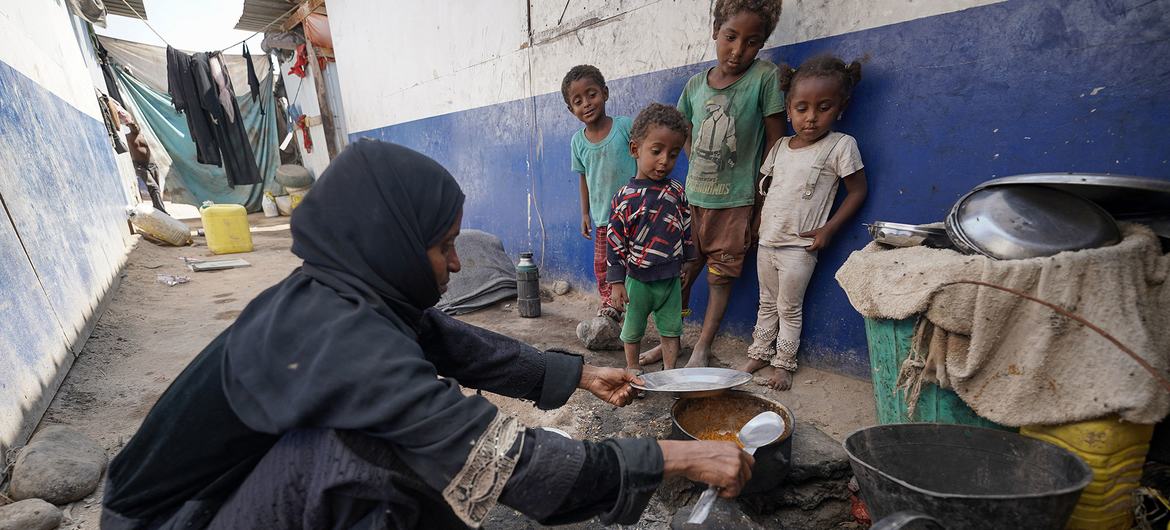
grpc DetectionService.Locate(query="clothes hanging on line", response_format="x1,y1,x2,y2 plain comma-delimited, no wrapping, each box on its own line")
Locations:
242,43,264,115
165,48,261,186
95,41,125,107
167,46,221,166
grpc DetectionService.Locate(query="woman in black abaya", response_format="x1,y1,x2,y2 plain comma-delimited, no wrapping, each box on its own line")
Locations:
102,140,752,529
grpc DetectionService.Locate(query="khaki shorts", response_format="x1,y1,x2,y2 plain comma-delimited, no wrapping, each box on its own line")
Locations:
691,205,753,285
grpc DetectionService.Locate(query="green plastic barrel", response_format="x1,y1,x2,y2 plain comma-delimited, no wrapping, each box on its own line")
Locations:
864,317,1014,431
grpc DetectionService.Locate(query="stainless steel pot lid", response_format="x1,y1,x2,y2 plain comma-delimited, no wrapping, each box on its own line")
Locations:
946,185,1121,260
971,173,1170,219
631,367,752,395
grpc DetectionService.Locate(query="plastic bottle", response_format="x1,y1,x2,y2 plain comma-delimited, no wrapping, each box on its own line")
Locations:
1021,417,1154,530
516,252,541,318
127,203,192,246
261,192,278,218
200,201,253,255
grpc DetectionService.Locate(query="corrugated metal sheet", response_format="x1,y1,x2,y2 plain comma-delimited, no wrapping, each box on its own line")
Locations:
106,0,149,20
234,0,298,32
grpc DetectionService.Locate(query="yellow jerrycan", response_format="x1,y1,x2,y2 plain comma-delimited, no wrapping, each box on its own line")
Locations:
1022,417,1154,530
200,201,253,255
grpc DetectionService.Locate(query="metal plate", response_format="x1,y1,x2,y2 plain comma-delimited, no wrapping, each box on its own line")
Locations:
866,222,951,248
972,173,1170,219
631,368,752,397
946,185,1121,260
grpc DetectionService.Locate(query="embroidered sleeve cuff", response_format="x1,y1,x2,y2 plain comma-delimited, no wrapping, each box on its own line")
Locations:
538,349,582,410
599,438,664,525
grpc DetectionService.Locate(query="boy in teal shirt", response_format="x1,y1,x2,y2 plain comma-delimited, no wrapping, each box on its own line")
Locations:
564,65,638,319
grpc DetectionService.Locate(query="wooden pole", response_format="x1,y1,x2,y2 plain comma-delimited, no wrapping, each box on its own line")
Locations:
304,42,339,160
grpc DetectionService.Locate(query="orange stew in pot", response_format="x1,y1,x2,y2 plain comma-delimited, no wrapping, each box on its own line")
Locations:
694,428,745,448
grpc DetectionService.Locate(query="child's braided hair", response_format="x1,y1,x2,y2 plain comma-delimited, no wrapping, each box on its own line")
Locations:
779,54,863,101
630,103,689,143
712,0,783,38
560,65,607,105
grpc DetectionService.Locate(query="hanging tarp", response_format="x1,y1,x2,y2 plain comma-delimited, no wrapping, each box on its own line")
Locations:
97,36,280,211
115,67,280,212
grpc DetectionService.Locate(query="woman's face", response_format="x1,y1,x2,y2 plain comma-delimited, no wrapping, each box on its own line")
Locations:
426,210,463,294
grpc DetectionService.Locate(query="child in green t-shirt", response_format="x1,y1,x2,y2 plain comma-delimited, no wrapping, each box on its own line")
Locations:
641,0,785,368
564,65,639,320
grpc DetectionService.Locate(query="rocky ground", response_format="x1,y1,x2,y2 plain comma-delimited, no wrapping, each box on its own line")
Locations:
4,213,876,529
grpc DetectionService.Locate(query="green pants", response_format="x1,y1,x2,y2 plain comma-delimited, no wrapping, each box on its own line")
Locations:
620,277,683,343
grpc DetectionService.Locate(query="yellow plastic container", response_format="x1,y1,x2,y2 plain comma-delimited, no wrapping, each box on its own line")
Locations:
200,202,253,255
1021,417,1154,530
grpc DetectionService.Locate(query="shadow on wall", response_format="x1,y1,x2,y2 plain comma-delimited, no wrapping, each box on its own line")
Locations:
353,0,1170,378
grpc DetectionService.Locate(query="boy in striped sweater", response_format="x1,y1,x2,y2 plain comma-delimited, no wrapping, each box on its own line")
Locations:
607,103,697,373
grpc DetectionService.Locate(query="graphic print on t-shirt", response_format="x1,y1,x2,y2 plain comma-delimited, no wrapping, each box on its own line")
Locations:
690,94,737,196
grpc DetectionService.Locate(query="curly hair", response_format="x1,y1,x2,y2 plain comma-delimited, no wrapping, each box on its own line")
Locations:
560,65,607,105
712,0,783,38
630,103,689,143
779,54,863,101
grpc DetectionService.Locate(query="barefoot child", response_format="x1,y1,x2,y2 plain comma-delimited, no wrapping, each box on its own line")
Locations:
643,0,785,368
607,104,696,373
739,55,869,389
564,65,639,320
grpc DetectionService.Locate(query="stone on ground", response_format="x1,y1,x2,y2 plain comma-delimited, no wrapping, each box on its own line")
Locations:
0,499,63,530
575,316,623,350
9,426,107,504
552,280,571,295
787,420,852,483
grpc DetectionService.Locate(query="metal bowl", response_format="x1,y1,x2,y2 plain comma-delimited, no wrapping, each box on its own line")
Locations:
946,185,1121,260
630,367,752,398
866,221,952,248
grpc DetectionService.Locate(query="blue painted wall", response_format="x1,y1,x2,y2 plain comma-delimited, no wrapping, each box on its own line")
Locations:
355,0,1170,378
0,57,130,446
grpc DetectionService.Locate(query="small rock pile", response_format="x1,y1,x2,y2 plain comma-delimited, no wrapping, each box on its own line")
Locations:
1,426,107,529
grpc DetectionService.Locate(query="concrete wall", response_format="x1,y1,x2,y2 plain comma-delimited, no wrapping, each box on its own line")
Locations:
0,2,135,451
280,52,348,178
330,0,1170,378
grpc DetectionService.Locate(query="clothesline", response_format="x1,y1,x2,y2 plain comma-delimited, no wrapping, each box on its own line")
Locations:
112,0,300,55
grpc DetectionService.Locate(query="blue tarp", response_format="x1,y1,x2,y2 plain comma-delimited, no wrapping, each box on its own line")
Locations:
114,63,280,212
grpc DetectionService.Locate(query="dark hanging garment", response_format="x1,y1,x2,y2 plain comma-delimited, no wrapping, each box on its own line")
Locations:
96,93,127,154
195,53,261,186
95,42,124,106
242,43,264,116
166,47,221,166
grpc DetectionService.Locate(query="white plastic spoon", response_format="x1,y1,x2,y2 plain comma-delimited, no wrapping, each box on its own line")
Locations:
687,410,786,524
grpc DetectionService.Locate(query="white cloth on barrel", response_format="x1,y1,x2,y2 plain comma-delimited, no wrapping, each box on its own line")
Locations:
835,223,1170,426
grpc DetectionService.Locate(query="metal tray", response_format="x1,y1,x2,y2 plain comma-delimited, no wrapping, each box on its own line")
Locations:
631,367,753,398
866,221,952,249
972,173,1170,247
946,185,1121,260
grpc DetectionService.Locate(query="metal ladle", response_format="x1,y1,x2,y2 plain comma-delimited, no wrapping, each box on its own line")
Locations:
687,410,786,524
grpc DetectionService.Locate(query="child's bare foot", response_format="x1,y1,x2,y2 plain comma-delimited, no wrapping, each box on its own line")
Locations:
737,358,769,374
638,345,663,366
684,346,710,368
767,368,793,391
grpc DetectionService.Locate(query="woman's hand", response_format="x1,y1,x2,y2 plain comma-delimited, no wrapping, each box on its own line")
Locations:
798,224,838,252
581,215,593,240
659,440,754,498
579,365,643,407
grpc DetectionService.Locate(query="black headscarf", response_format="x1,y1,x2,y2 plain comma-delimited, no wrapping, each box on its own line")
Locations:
290,139,464,326
221,141,492,492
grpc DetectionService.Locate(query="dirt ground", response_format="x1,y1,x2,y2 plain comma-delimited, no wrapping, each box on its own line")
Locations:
36,213,875,529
